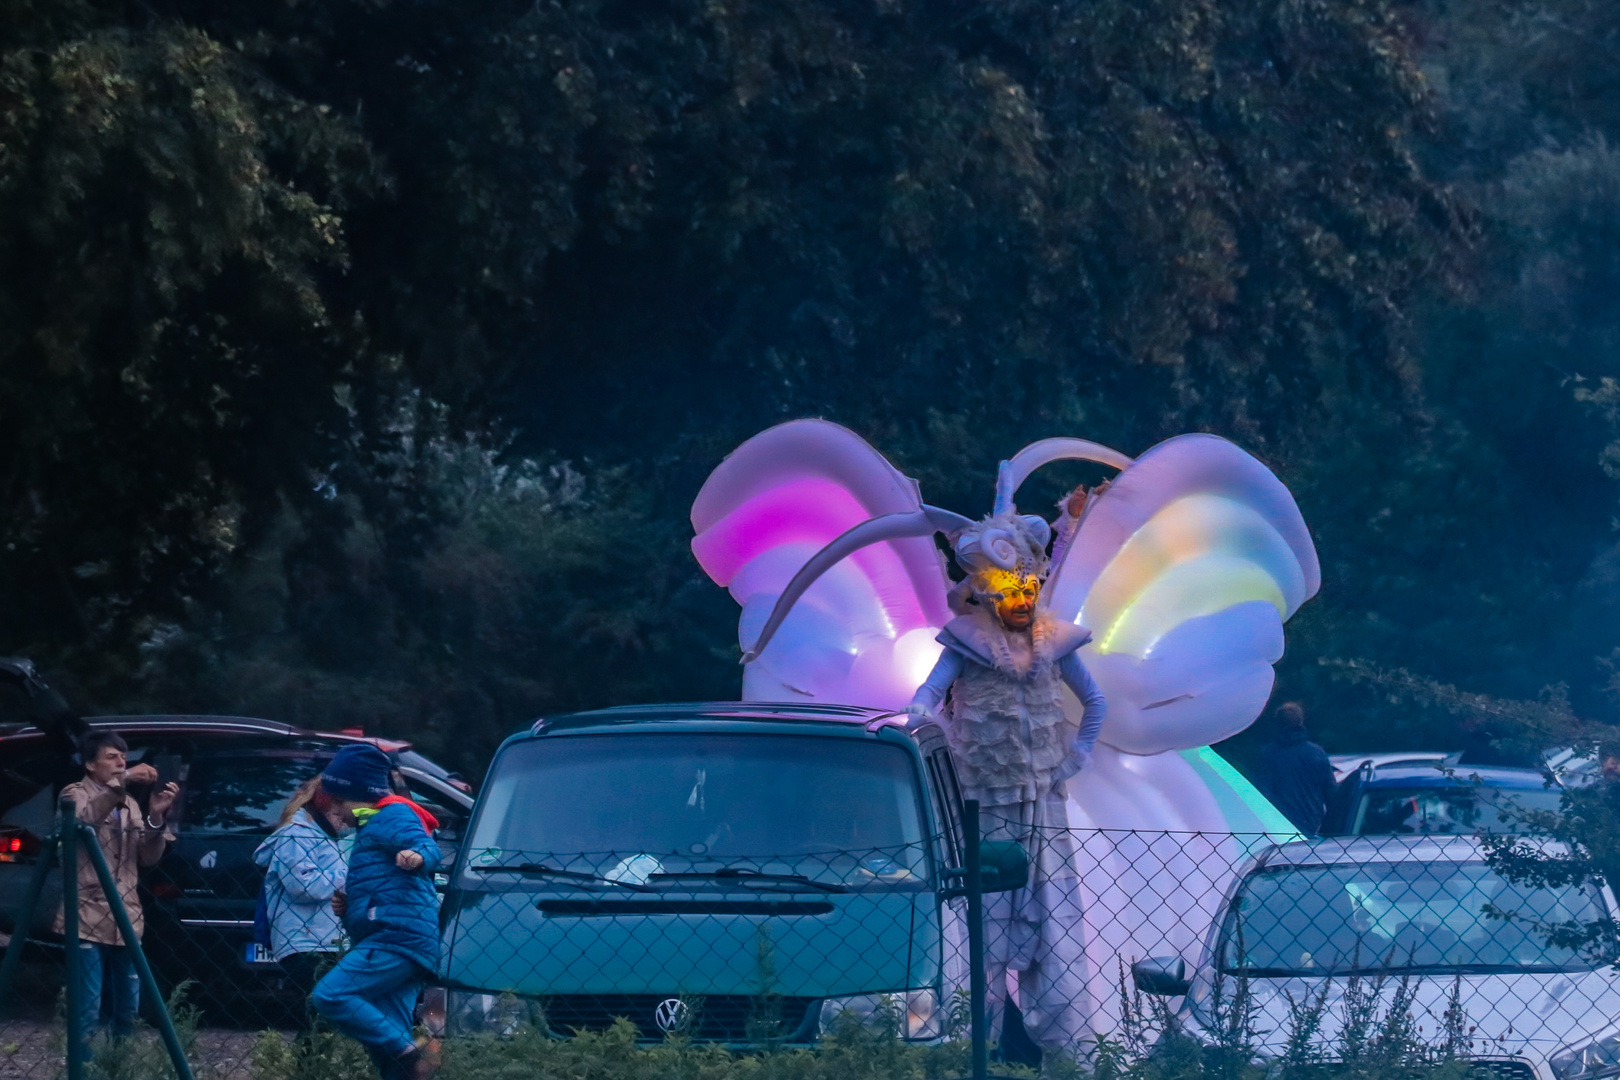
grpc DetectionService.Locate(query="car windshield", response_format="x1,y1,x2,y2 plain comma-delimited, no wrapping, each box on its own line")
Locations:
1219,860,1610,975
463,732,929,887
1354,784,1562,835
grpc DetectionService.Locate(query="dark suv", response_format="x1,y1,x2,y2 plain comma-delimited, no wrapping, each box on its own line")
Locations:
0,715,473,1020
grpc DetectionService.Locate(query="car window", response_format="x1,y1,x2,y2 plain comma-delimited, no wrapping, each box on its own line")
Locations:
403,774,467,841
926,748,964,866
1354,785,1563,835
183,752,328,834
1220,859,1611,975
0,741,58,838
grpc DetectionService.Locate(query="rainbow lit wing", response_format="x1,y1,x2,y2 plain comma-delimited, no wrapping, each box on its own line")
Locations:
1046,433,1320,756
690,420,952,709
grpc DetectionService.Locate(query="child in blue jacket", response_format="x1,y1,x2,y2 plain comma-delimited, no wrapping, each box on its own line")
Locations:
310,744,441,1080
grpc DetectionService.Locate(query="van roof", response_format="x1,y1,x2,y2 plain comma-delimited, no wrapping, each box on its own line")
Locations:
528,701,906,736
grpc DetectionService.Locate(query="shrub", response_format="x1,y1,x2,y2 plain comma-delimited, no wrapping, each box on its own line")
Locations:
236,969,1486,1080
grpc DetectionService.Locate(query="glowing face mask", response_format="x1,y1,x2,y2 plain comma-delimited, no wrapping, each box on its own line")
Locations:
978,569,1040,631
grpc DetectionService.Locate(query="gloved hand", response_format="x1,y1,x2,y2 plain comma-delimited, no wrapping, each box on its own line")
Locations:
1051,746,1091,794
905,702,938,729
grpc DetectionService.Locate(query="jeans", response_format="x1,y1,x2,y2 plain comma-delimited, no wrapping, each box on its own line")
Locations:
311,943,424,1075
75,942,139,1042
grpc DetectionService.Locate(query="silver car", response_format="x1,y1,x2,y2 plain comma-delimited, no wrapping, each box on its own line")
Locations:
1131,836,1620,1080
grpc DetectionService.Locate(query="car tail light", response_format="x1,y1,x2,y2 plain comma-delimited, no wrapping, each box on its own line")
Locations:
0,829,41,863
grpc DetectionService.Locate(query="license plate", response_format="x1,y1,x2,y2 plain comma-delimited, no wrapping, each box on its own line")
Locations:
244,943,276,966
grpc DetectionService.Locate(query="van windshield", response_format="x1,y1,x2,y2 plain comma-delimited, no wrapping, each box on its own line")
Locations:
463,733,929,887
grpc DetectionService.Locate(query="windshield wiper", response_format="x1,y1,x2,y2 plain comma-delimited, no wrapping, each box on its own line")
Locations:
469,863,656,893
649,869,849,894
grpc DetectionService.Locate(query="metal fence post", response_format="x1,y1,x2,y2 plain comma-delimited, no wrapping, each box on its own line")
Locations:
76,823,194,1080
59,795,83,1080
0,828,59,1014
965,798,987,1080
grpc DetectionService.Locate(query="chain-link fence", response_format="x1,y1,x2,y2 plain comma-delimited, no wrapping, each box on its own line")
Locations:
3,809,1618,1080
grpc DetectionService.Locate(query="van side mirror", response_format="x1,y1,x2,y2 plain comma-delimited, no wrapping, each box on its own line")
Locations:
941,840,1030,898
1131,957,1189,996
978,840,1029,894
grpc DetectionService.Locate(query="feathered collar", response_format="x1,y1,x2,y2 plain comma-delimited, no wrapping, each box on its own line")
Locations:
937,607,1091,679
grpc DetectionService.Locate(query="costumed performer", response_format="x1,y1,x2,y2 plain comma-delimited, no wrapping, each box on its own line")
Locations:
906,512,1105,1054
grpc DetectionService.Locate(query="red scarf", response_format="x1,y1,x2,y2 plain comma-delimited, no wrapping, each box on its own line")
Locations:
375,793,440,833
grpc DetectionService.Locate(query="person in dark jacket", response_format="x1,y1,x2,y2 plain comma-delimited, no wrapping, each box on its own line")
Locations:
309,744,440,1080
1253,702,1337,835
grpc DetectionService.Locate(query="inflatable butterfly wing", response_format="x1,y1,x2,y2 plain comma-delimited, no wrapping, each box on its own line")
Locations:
1023,433,1320,833
690,419,957,709
1046,432,1320,757
1026,435,1320,1034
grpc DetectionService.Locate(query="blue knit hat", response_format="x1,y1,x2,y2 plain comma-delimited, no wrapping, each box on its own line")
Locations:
321,744,393,802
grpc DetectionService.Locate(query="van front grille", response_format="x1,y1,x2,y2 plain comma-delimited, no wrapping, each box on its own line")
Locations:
540,993,820,1042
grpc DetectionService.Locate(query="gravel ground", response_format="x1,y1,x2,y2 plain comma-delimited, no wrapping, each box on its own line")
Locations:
0,1018,280,1079
0,957,309,1079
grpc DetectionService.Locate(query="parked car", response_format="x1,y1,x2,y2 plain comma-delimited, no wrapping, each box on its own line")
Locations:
435,701,1023,1044
1323,760,1563,836
1131,836,1620,1080
0,714,474,1018
1328,751,1453,783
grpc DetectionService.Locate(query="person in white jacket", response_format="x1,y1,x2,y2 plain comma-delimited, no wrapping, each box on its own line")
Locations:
253,776,348,997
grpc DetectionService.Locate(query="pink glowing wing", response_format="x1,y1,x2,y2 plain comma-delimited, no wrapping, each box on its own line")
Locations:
691,420,953,709
1045,433,1321,756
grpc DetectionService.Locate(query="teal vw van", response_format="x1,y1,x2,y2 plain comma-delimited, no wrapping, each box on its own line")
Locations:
437,702,1014,1043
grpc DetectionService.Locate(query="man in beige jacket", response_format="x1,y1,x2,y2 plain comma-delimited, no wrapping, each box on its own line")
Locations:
55,731,178,1042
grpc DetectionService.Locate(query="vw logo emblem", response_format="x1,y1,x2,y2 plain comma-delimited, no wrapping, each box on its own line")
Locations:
653,998,689,1033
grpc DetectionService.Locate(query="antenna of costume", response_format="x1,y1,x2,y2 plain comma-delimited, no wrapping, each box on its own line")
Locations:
741,505,974,663
994,438,1135,516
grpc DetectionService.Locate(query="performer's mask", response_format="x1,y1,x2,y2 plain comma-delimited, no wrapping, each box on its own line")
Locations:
978,569,1040,631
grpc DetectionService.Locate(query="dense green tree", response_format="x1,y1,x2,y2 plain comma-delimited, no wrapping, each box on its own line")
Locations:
0,0,1526,774
0,3,386,654
1224,0,1620,762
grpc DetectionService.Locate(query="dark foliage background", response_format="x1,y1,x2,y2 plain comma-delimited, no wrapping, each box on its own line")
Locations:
3,0,1619,783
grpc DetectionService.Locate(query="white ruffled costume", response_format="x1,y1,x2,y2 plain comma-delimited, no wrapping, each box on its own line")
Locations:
913,600,1106,1048
689,420,1319,1043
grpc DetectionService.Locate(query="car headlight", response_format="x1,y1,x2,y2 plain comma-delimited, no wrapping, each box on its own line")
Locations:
444,989,532,1037
1553,1033,1620,1080
820,990,943,1041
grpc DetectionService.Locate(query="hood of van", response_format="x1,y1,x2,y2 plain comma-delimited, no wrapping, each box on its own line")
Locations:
440,884,937,1000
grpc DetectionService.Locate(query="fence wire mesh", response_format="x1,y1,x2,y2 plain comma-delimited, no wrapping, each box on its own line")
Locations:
2,821,1617,1079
